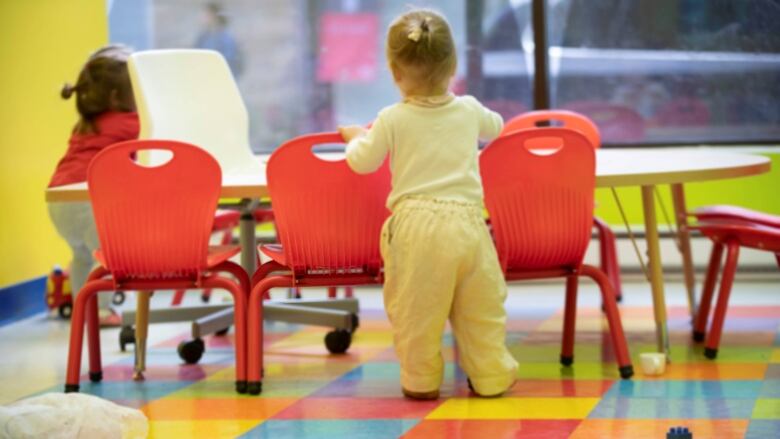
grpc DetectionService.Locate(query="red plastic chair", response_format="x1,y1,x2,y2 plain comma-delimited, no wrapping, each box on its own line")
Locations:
501,110,623,301
170,208,276,306
246,132,391,395
480,127,634,379
64,139,250,394
692,222,780,359
561,101,645,143
692,205,780,229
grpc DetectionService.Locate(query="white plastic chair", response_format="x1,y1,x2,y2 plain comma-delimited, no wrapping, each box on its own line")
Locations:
128,49,261,174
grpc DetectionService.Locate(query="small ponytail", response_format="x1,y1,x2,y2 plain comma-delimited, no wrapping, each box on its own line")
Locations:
61,83,77,99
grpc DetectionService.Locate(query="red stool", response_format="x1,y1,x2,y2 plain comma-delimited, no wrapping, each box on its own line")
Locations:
692,222,780,359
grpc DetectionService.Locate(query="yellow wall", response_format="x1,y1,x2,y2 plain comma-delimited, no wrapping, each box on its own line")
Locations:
0,0,107,287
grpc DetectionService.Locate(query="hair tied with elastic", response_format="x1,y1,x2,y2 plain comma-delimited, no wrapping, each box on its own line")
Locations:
407,16,432,42
61,83,77,99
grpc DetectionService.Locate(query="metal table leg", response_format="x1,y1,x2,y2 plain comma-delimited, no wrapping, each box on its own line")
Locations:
240,199,258,274
641,185,671,356
134,290,151,380
671,183,697,320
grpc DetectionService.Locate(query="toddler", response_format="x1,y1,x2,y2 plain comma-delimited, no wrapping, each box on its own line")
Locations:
339,9,518,399
48,45,139,326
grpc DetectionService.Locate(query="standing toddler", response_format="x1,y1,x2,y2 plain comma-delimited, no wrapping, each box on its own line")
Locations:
339,9,518,399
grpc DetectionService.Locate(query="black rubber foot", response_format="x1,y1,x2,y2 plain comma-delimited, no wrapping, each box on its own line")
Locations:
215,327,230,336
560,355,574,366
177,338,205,364
325,329,352,354
89,371,103,383
119,326,135,352
692,331,705,342
64,384,80,393
616,294,623,303
200,293,210,303
247,381,262,395
704,347,718,359
235,380,248,394
619,365,634,379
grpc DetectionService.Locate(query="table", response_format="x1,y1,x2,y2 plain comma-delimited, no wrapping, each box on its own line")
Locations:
46,148,772,356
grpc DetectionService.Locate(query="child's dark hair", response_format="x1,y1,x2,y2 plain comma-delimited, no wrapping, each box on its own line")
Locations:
61,44,135,134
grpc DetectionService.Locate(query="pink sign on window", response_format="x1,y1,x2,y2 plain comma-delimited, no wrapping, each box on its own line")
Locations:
317,13,379,83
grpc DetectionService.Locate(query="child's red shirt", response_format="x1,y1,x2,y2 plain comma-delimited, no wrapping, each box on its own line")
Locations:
49,111,139,188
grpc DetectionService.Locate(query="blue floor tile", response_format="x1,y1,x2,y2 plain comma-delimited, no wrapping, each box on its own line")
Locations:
240,420,420,439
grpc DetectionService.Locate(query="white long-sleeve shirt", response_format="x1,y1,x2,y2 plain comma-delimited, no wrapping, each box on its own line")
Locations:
346,95,503,210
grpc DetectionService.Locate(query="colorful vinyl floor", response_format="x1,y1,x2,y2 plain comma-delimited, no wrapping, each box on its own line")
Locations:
2,284,779,438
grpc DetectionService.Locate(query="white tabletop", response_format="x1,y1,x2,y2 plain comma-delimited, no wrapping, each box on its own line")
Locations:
45,148,771,202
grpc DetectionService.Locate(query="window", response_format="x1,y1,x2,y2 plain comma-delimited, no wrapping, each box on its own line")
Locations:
109,0,779,149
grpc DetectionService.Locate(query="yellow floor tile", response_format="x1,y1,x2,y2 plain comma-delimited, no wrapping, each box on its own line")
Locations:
148,420,260,439
426,397,600,420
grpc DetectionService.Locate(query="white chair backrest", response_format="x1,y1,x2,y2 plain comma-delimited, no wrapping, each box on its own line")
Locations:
128,49,260,174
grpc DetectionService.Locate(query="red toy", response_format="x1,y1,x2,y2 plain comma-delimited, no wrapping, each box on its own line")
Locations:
46,266,73,318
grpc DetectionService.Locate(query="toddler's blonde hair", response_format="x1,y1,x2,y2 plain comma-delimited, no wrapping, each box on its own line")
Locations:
386,9,456,95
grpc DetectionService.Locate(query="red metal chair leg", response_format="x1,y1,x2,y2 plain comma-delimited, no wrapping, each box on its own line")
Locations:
247,274,291,395
560,275,578,366
775,253,780,269
704,241,740,360
86,294,102,383
693,242,724,342
202,272,248,393
344,286,354,298
327,287,337,298
85,267,111,384
214,261,251,300
171,290,185,306
581,264,633,379
65,279,114,393
594,218,623,301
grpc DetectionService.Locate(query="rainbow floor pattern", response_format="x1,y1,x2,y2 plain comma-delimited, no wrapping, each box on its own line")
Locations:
29,301,780,438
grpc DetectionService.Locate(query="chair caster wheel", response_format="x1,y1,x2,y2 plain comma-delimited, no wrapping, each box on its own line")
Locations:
215,327,230,336
325,329,352,354
89,371,103,383
619,365,634,379
119,326,135,352
704,347,718,359
178,338,205,364
58,304,73,319
692,331,705,342
112,291,126,305
560,355,574,366
247,381,262,395
64,384,80,393
235,380,248,394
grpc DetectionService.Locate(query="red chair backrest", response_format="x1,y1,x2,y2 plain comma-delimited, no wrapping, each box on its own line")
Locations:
266,132,391,275
480,128,595,271
88,139,221,281
502,110,601,149
561,101,645,143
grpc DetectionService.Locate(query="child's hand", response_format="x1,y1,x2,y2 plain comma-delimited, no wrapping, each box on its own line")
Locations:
338,125,368,142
